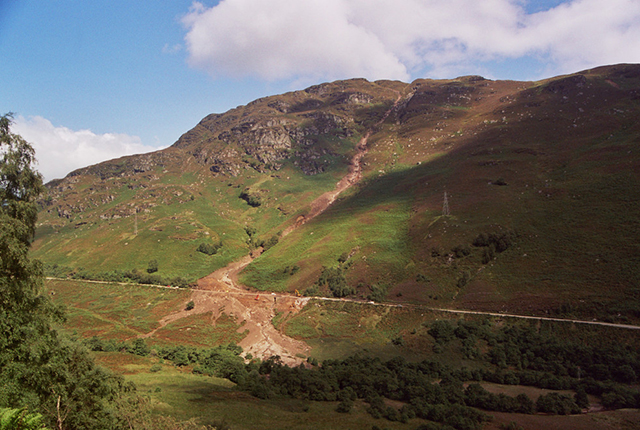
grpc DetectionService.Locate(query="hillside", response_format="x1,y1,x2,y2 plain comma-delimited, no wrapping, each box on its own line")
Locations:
33,64,640,321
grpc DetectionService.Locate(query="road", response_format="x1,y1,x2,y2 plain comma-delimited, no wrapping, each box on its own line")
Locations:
47,276,640,332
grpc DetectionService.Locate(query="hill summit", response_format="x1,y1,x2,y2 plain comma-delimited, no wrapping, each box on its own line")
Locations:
34,64,640,321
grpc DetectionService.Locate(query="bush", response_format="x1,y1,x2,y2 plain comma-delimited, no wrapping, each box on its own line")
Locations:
146,259,158,274
457,271,470,288
391,336,405,346
493,178,508,186
316,266,354,298
131,338,150,356
472,232,514,252
197,241,222,255
240,189,262,207
429,320,455,344
282,265,300,275
262,234,280,252
185,300,195,311
536,392,580,415
335,399,353,413
150,364,162,373
367,284,387,302
451,245,471,258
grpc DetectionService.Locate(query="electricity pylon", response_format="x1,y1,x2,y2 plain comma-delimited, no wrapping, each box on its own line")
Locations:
442,191,450,216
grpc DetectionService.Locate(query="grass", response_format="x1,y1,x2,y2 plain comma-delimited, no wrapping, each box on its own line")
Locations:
46,279,190,339
149,312,247,348
240,173,415,293
45,279,244,347
124,363,425,430
32,145,355,281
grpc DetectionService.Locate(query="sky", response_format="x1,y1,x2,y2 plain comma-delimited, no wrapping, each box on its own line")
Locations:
1,0,639,182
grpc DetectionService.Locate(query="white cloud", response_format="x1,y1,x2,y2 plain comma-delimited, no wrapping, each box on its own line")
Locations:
11,116,160,183
181,0,640,81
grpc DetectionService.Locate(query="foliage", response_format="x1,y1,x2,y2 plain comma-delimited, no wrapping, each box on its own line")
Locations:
44,263,194,288
262,234,280,252
316,266,354,298
0,408,49,430
472,232,515,264
111,394,221,430
428,320,456,344
85,338,246,384
366,284,388,302
185,300,195,311
535,392,580,415
282,265,300,276
197,241,223,256
451,245,471,259
239,189,261,207
146,259,158,274
0,115,139,429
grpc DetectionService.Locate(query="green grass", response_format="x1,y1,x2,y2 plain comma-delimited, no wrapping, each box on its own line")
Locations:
149,312,248,348
45,279,243,347
46,279,190,339
124,364,425,430
241,172,415,293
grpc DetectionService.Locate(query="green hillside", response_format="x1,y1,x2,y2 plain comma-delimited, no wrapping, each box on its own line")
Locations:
33,64,640,321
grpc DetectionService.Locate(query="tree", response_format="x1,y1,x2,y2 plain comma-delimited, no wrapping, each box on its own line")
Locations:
0,114,130,429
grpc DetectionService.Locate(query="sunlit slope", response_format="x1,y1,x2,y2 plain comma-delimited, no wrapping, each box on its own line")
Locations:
32,79,403,279
241,65,640,319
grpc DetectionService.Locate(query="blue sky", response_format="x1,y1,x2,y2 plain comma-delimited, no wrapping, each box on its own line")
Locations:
2,0,639,181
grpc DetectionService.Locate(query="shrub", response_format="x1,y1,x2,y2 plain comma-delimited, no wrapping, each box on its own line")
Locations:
493,178,508,186
283,265,300,275
150,364,162,373
457,271,470,288
262,234,280,252
472,232,514,252
451,245,471,258
536,392,580,415
240,189,261,207
316,266,354,298
391,336,405,346
197,241,222,255
335,399,353,413
146,259,158,274
337,252,349,263
131,338,150,356
416,274,429,283
428,320,455,344
185,300,195,311
367,284,387,302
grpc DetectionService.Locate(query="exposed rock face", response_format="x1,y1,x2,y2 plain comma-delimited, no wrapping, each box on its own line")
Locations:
165,79,394,177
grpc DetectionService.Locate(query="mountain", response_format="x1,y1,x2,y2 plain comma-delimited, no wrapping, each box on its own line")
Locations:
33,64,640,321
